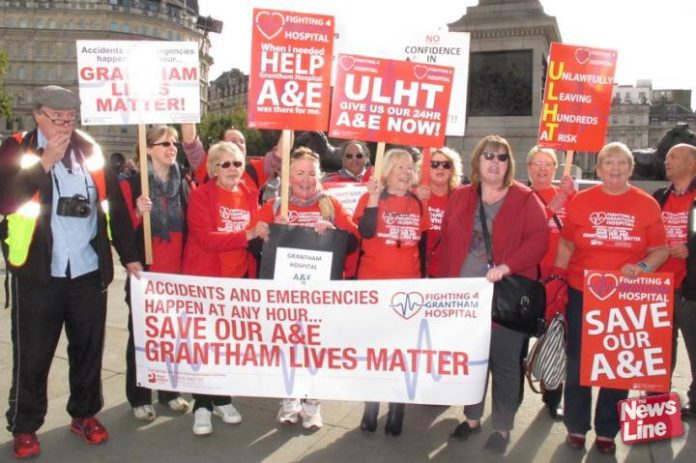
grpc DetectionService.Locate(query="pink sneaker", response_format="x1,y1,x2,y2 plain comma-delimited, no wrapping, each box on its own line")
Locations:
13,432,40,459
70,417,109,444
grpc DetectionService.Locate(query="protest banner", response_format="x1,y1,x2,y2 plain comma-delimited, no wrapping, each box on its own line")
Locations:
580,270,673,392
618,393,683,444
322,182,368,215
329,54,454,148
335,28,469,136
130,272,493,405
247,8,334,131
76,40,200,125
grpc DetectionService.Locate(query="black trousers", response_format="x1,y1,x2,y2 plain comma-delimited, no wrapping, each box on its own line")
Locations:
124,279,178,407
6,272,106,433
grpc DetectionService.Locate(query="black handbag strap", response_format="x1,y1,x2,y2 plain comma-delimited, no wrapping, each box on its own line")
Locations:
477,195,495,269
532,190,563,230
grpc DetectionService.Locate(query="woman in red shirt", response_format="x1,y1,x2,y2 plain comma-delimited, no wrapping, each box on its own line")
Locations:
182,141,269,436
415,147,463,277
252,147,357,430
438,135,549,454
553,142,668,454
354,148,430,436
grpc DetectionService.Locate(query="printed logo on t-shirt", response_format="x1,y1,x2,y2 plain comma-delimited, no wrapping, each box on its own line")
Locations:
661,211,688,245
377,211,421,245
218,207,250,232
582,211,639,248
428,205,445,231
288,210,323,227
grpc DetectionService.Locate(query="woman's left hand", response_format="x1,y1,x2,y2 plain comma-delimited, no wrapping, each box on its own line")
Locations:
314,219,335,235
486,264,511,282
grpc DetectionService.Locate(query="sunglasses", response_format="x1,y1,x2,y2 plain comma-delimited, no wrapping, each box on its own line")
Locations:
430,160,452,169
529,161,555,168
149,141,179,148
217,160,243,169
482,152,510,162
345,153,364,160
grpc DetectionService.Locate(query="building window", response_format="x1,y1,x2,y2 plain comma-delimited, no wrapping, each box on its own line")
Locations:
122,23,129,33
111,21,118,31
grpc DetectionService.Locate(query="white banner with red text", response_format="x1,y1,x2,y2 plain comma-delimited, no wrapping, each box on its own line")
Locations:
130,272,492,405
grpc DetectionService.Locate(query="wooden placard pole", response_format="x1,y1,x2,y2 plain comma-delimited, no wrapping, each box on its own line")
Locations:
373,142,386,181
420,147,433,186
137,124,153,265
279,129,292,220
563,150,575,177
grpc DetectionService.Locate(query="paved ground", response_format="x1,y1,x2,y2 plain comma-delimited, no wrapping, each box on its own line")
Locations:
0,261,694,462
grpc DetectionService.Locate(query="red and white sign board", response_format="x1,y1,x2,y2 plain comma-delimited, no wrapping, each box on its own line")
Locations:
619,393,683,444
581,270,673,392
329,54,453,146
130,272,493,405
77,41,200,125
247,9,334,131
323,182,367,215
538,43,617,152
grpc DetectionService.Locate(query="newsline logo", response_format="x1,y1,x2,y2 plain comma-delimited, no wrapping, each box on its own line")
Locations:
618,393,683,444
389,291,480,320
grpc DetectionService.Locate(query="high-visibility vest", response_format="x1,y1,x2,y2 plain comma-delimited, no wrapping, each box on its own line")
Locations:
5,130,111,267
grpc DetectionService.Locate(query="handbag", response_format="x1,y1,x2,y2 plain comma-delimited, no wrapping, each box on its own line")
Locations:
525,313,567,393
478,197,546,335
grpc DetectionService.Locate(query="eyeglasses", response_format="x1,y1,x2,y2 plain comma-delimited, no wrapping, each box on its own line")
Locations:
345,153,364,160
430,160,452,169
217,160,243,169
482,152,509,162
40,110,78,126
529,161,555,168
149,141,180,148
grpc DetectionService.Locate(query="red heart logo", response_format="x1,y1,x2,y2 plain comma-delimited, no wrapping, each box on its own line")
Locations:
414,65,428,79
339,55,355,71
587,272,618,301
575,48,590,65
390,292,424,319
255,11,284,40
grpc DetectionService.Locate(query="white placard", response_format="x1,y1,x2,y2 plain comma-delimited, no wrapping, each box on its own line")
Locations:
76,40,201,125
131,272,492,405
323,183,368,215
273,247,333,284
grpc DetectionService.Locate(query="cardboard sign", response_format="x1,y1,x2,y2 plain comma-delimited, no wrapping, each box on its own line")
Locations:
538,43,617,152
581,270,673,392
329,54,453,146
335,28,470,136
247,9,334,131
619,393,683,444
130,272,493,405
76,41,200,125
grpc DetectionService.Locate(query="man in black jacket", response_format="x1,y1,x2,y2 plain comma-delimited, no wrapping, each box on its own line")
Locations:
0,86,142,459
653,143,696,420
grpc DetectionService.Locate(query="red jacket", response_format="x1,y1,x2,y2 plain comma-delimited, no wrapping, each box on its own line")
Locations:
182,180,259,277
438,182,549,279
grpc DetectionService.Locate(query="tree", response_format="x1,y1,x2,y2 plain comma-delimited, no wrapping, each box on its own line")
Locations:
0,50,12,119
198,104,279,156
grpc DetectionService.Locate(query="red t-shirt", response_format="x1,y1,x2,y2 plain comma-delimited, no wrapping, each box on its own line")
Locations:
562,185,667,290
425,192,448,277
253,196,357,235
215,185,253,277
354,193,430,279
533,186,570,278
656,190,696,286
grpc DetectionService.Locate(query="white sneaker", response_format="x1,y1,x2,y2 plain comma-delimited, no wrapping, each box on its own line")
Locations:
213,403,242,424
192,408,213,435
167,397,190,413
277,398,302,424
133,404,157,422
300,400,323,429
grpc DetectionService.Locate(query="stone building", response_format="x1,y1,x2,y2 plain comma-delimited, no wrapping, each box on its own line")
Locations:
0,0,215,156
207,68,248,116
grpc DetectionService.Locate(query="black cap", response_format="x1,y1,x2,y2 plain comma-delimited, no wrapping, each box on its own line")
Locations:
33,85,81,110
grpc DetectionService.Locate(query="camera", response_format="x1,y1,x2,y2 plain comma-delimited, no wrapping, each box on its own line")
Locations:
57,194,91,218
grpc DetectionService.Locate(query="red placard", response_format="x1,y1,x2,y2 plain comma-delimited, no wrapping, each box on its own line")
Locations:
247,9,334,131
538,43,617,152
580,270,673,392
619,393,683,444
329,54,453,147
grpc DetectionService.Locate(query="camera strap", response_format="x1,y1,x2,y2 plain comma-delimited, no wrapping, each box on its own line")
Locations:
52,168,90,203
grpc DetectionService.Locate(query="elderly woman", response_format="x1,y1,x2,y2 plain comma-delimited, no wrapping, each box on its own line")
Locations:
353,149,430,436
323,140,373,183
553,142,668,454
526,145,576,419
182,141,269,436
438,135,548,454
415,147,463,277
119,125,193,422
252,146,358,429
